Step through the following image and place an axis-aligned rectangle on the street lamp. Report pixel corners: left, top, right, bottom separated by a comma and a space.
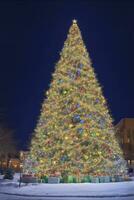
19, 163, 23, 187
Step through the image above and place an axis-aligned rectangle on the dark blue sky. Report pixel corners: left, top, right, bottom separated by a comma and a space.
0, 0, 134, 149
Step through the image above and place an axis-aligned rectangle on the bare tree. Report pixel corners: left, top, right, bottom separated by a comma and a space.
0, 124, 16, 168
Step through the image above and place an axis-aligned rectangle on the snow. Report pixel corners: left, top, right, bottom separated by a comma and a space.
0, 173, 21, 187
0, 195, 134, 200
0, 181, 134, 197
0, 173, 134, 198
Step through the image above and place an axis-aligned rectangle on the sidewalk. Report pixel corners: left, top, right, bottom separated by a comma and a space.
0, 181, 134, 198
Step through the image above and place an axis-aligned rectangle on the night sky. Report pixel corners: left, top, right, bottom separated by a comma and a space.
0, 0, 134, 149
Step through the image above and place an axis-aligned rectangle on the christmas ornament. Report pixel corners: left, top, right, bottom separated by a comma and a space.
58, 79, 63, 84
91, 132, 96, 137
87, 113, 92, 119
72, 115, 81, 123
61, 155, 69, 162
80, 119, 85, 124
77, 128, 83, 134
94, 98, 99, 104
59, 88, 68, 95
94, 159, 98, 163
53, 161, 56, 165
67, 70, 76, 80
76, 103, 80, 108
78, 163, 84, 169
63, 90, 68, 95
40, 160, 44, 164
46, 91, 49, 95
69, 124, 74, 128
78, 63, 83, 69
76, 69, 81, 77
84, 155, 89, 160
99, 118, 105, 128
65, 136, 69, 140
84, 133, 88, 137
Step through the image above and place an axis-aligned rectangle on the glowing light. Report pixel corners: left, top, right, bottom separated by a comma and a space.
23, 20, 126, 178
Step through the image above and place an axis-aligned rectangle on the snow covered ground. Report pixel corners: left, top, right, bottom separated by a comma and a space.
0, 195, 134, 200
0, 194, 134, 200
0, 180, 134, 197
0, 174, 134, 199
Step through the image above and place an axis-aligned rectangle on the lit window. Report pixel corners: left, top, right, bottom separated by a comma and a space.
128, 160, 131, 165
131, 160, 134, 165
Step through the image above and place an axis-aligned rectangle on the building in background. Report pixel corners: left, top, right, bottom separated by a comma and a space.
0, 152, 20, 172
115, 118, 134, 168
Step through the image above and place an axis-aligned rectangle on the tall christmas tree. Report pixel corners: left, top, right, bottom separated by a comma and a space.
24, 20, 126, 178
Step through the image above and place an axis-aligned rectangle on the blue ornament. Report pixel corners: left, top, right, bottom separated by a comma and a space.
94, 98, 99, 104
48, 152, 55, 158
114, 155, 120, 162
70, 73, 76, 79
88, 114, 92, 119
76, 69, 81, 76
78, 163, 84, 169
67, 70, 76, 80
72, 115, 81, 123
77, 128, 83, 134
61, 155, 68, 162
99, 118, 105, 128
80, 119, 85, 124
79, 63, 84, 69
76, 103, 80, 108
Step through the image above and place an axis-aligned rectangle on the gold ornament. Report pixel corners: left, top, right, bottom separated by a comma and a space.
84, 133, 88, 137
65, 136, 68, 140
84, 155, 88, 160
40, 160, 44, 164
69, 124, 73, 128
53, 161, 56, 165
